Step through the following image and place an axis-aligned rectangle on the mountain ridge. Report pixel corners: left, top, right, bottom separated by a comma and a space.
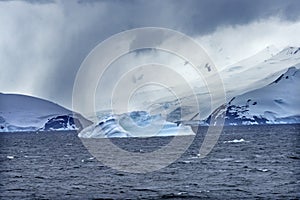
0, 93, 92, 132
205, 66, 300, 126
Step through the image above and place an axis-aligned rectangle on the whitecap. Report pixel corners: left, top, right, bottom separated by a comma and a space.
214, 158, 234, 161
258, 168, 269, 172
223, 138, 248, 143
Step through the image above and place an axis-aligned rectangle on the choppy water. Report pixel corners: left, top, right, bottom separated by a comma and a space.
0, 125, 299, 199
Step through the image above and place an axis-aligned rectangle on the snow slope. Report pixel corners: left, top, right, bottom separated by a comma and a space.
149, 46, 300, 122
221, 45, 279, 73
206, 66, 300, 125
0, 93, 91, 132
212, 46, 300, 106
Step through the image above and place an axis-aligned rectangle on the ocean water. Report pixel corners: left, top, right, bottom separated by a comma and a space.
0, 125, 299, 199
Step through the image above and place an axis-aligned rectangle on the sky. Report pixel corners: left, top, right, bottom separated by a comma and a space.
1, 0, 300, 109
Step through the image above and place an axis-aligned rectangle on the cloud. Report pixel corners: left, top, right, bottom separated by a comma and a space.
0, 1, 64, 95
0, 0, 300, 109
76, 0, 300, 35
173, 0, 300, 35
0, 0, 55, 4
197, 18, 300, 67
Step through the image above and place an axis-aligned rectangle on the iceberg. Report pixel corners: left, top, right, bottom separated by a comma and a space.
78, 111, 195, 138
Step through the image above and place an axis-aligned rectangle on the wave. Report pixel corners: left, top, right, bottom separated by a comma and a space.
223, 139, 248, 143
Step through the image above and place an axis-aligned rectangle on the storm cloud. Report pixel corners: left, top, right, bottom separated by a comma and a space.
1, 0, 300, 108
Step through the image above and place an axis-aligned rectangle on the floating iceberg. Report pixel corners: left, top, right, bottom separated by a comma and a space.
78, 111, 195, 138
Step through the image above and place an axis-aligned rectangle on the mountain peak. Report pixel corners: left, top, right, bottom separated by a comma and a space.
285, 66, 298, 74
279, 47, 300, 55
270, 66, 299, 85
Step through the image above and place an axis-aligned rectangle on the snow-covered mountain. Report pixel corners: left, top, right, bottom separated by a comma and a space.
1, 47, 299, 135
153, 46, 300, 123
0, 93, 91, 132
79, 47, 300, 138
216, 46, 300, 106
206, 66, 300, 125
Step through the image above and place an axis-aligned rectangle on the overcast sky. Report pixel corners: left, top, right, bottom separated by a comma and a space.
1, 0, 300, 109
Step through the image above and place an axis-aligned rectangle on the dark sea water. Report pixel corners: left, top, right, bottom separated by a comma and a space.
0, 125, 299, 199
